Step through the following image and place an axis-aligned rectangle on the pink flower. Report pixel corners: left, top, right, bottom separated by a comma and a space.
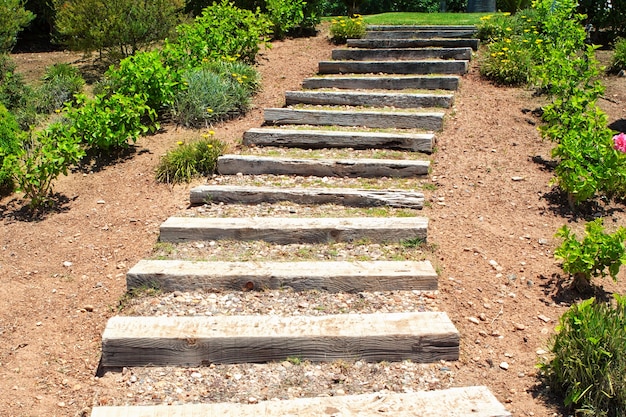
614, 133, 626, 153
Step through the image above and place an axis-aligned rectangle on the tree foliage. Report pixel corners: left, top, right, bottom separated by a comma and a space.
0, 0, 35, 53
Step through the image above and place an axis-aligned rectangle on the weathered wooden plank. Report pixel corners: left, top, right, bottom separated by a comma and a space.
217, 154, 430, 178
91, 386, 511, 417
127, 260, 437, 292
347, 38, 480, 50
367, 25, 477, 31
301, 75, 459, 91
190, 185, 426, 208
364, 29, 476, 39
159, 216, 429, 244
285, 90, 454, 108
101, 312, 459, 367
332, 47, 472, 61
243, 127, 434, 152
264, 108, 444, 130
318, 60, 468, 75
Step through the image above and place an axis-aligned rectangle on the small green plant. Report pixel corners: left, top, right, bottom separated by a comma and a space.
0, 104, 23, 193
539, 296, 626, 416
0, 54, 36, 128
2, 122, 85, 208
155, 132, 226, 184
266, 0, 320, 39
608, 38, 626, 74
329, 15, 366, 44
554, 219, 626, 290
479, 39, 533, 85
286, 356, 303, 365
400, 236, 426, 248
36, 63, 85, 114
0, 0, 34, 53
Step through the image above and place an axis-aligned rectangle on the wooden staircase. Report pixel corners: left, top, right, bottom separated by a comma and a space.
91, 25, 512, 416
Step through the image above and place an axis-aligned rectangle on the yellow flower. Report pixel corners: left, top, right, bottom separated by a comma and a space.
533, 31, 539, 34
501, 59, 510, 63
480, 14, 492, 21
505, 27, 512, 31
535, 39, 543, 43
505, 38, 511, 43
207, 144, 213, 148
207, 108, 214, 113
502, 47, 509, 51
54, 109, 61, 113
177, 141, 184, 145
242, 75, 247, 79
503, 12, 511, 16
523, 39, 529, 43
209, 130, 215, 136
491, 53, 497, 57
524, 29, 530, 33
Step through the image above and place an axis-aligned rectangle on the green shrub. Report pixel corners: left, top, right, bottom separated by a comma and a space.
266, 0, 321, 38
65, 93, 159, 152
608, 38, 626, 74
164, 0, 273, 67
36, 63, 85, 114
99, 50, 183, 112
0, 54, 36, 128
171, 67, 252, 128
155, 133, 226, 184
201, 60, 261, 94
554, 218, 626, 289
53, 0, 184, 61
0, 0, 34, 53
539, 296, 626, 416
329, 15, 366, 44
2, 122, 85, 208
0, 104, 23, 193
479, 38, 532, 85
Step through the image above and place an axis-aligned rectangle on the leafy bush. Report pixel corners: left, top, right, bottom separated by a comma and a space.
2, 122, 85, 208
329, 15, 366, 44
0, 54, 36, 128
201, 60, 261, 94
164, 0, 273, 67
554, 219, 626, 289
53, 0, 184, 61
608, 38, 626, 74
155, 133, 226, 183
171, 67, 252, 127
0, 104, 23, 193
65, 93, 159, 152
36, 63, 85, 114
0, 0, 35, 53
540, 296, 626, 416
479, 38, 532, 85
99, 50, 183, 112
266, 0, 321, 38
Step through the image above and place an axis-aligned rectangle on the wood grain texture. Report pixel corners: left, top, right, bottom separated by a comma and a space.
284, 90, 454, 108
301, 75, 459, 91
347, 38, 480, 50
159, 216, 429, 244
319, 60, 468, 75
101, 312, 459, 367
91, 386, 511, 417
216, 155, 430, 178
263, 108, 444, 130
243, 127, 434, 152
364, 29, 476, 39
332, 47, 472, 61
126, 259, 438, 292
190, 184, 425, 208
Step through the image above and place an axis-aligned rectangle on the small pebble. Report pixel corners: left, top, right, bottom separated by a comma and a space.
499, 362, 509, 370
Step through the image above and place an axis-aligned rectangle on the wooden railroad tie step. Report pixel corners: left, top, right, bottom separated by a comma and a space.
159, 216, 429, 244
347, 38, 480, 50
243, 127, 435, 152
100, 312, 459, 368
284, 90, 454, 108
364, 29, 476, 39
216, 154, 430, 178
126, 259, 438, 292
263, 108, 444, 130
190, 184, 425, 208
318, 60, 468, 75
301, 75, 459, 91
90, 386, 511, 417
332, 47, 473, 61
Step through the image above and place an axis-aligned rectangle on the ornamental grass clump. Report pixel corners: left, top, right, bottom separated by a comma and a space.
539, 296, 626, 417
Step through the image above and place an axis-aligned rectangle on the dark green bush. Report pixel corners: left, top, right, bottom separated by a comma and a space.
0, 0, 34, 53
53, 0, 184, 61
36, 63, 85, 114
155, 134, 226, 184
0, 104, 23, 193
266, 0, 321, 38
608, 38, 626, 74
540, 296, 626, 417
0, 54, 37, 128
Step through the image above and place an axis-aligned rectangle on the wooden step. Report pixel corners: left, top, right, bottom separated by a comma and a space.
332, 47, 472, 61
318, 60, 468, 75
159, 216, 429, 244
264, 108, 444, 130
301, 75, 459, 91
364, 29, 476, 39
127, 259, 437, 292
217, 155, 429, 178
285, 90, 453, 108
348, 38, 480, 50
243, 127, 434, 152
190, 185, 426, 208
100, 311, 459, 367
367, 24, 477, 31
90, 386, 511, 417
